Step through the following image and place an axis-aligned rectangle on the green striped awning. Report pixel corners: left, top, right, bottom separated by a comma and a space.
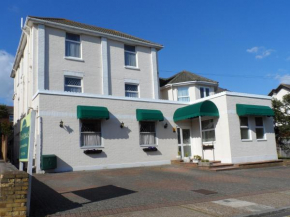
77, 106, 109, 119
236, 104, 274, 116
136, 109, 164, 121
173, 101, 219, 122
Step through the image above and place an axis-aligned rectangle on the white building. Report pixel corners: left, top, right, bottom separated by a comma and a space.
11, 16, 277, 173
268, 83, 290, 101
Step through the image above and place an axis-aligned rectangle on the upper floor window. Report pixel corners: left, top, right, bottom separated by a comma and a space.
125, 84, 139, 98
255, 117, 265, 140
140, 121, 156, 146
124, 45, 136, 67
65, 33, 81, 58
177, 87, 190, 102
64, 77, 82, 93
200, 87, 210, 98
240, 117, 251, 140
202, 119, 215, 143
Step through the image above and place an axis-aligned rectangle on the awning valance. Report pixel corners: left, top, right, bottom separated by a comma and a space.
236, 104, 274, 116
77, 105, 110, 119
136, 109, 164, 121
173, 100, 219, 122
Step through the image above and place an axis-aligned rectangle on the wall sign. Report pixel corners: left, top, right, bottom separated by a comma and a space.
19, 113, 31, 162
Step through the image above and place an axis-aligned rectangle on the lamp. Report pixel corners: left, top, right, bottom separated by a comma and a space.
173, 127, 176, 133
164, 122, 168, 129
120, 122, 124, 128
59, 120, 64, 128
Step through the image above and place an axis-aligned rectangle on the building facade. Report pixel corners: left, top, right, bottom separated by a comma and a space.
11, 16, 278, 173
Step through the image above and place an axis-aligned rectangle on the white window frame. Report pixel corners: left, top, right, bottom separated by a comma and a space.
177, 127, 192, 146
65, 33, 82, 59
255, 117, 267, 141
201, 119, 216, 144
240, 116, 252, 141
200, 87, 210, 98
64, 76, 83, 93
124, 45, 137, 68
79, 120, 104, 149
139, 121, 157, 147
125, 83, 139, 98
177, 87, 190, 102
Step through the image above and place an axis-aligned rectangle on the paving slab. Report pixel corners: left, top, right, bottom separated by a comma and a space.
238, 192, 290, 208
182, 201, 252, 217
104, 206, 211, 217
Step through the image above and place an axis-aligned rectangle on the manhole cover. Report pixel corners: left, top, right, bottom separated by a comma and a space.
192, 189, 217, 195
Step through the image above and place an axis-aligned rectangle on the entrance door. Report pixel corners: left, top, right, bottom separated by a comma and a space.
177, 128, 191, 158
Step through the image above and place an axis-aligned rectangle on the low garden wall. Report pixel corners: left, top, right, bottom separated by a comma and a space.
0, 162, 28, 216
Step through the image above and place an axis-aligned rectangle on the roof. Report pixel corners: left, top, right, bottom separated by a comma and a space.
216, 87, 229, 93
160, 70, 218, 87
28, 16, 163, 48
268, 83, 290, 96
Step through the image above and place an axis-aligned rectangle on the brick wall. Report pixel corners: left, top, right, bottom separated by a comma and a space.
0, 168, 28, 216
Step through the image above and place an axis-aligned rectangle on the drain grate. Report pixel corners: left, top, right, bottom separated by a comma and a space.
192, 189, 217, 195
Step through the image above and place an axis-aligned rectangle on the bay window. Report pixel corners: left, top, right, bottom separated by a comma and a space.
200, 87, 210, 98
177, 87, 190, 102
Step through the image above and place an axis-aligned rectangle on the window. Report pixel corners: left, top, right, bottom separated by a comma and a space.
201, 119, 215, 142
240, 117, 251, 140
124, 45, 136, 67
65, 33, 81, 58
140, 121, 156, 146
200, 87, 210, 98
177, 87, 190, 102
64, 77, 82, 93
255, 117, 265, 140
125, 84, 139, 98
9, 115, 13, 123
80, 120, 102, 147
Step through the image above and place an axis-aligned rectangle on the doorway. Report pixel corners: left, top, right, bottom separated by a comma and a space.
177, 128, 191, 158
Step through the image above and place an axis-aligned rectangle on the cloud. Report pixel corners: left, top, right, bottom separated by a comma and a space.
275, 74, 290, 84
246, 46, 274, 59
0, 50, 14, 105
8, 5, 20, 13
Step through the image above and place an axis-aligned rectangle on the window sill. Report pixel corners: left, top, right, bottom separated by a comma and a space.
124, 66, 140, 71
80, 146, 104, 149
140, 145, 157, 147
241, 139, 253, 142
64, 57, 84, 62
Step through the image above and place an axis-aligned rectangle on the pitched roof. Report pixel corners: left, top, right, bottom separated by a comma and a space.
28, 16, 163, 48
216, 87, 229, 93
160, 70, 218, 87
268, 83, 290, 96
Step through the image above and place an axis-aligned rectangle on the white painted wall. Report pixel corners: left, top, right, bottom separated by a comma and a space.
272, 88, 290, 101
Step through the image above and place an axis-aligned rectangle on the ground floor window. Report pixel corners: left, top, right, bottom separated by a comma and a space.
240, 117, 251, 140
255, 117, 265, 140
201, 119, 215, 142
80, 120, 102, 147
177, 128, 191, 157
140, 121, 156, 145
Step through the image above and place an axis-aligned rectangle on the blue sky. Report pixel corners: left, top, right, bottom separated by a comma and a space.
1, 0, 290, 105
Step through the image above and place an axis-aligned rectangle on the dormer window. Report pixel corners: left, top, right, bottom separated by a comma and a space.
200, 87, 210, 98
65, 33, 81, 58
177, 87, 190, 102
124, 45, 136, 67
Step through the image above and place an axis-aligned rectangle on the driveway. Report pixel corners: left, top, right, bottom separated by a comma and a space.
30, 165, 290, 216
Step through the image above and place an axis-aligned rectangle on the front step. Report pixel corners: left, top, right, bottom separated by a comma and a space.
211, 163, 234, 168
210, 166, 239, 171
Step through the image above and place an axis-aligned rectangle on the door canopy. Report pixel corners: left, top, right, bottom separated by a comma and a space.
173, 100, 219, 122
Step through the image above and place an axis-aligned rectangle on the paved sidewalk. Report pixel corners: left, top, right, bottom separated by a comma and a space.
30, 165, 290, 216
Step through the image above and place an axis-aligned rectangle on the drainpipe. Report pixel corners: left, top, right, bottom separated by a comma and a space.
180, 128, 184, 159
36, 116, 43, 174
171, 84, 174, 101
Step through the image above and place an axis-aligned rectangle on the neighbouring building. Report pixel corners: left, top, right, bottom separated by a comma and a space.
268, 83, 290, 100
11, 16, 278, 173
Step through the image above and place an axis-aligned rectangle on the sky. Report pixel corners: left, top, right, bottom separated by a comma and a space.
1, 0, 290, 105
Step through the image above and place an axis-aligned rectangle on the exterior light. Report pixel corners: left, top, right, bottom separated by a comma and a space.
173, 127, 176, 133
60, 120, 64, 128
164, 122, 168, 129
120, 122, 124, 128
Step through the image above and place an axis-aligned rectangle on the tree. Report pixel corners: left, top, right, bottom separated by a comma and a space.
272, 94, 290, 153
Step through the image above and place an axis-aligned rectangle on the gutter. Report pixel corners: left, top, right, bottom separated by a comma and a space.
160, 80, 219, 90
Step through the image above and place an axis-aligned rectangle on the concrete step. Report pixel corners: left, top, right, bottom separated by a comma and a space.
210, 160, 221, 164
211, 163, 234, 168
210, 166, 239, 171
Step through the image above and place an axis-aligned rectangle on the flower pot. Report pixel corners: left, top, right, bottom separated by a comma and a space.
198, 161, 212, 167
192, 159, 199, 164
176, 156, 181, 160
183, 157, 190, 163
